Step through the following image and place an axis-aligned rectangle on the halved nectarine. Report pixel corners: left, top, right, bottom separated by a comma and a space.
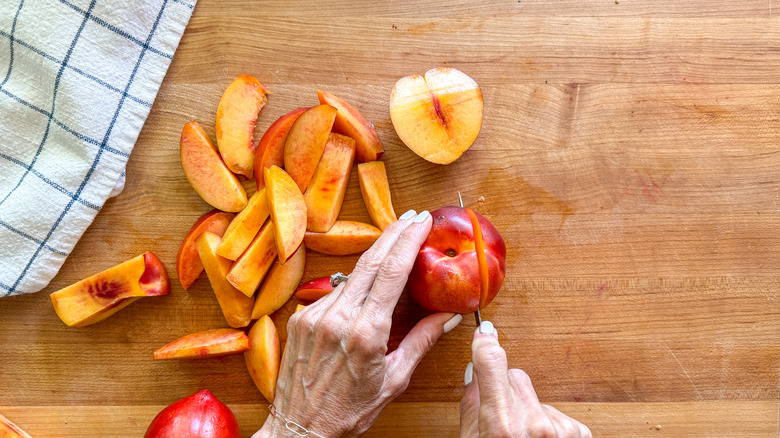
283, 104, 337, 192
177, 210, 234, 290
304, 133, 356, 232
317, 90, 383, 162
215, 75, 269, 178
153, 328, 250, 360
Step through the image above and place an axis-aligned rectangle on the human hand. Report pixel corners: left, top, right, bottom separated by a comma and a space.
254, 210, 463, 438
460, 322, 591, 438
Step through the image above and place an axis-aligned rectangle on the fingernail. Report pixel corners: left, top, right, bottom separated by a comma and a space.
464, 362, 473, 385
443, 314, 462, 333
399, 210, 416, 221
413, 210, 431, 223
479, 320, 494, 335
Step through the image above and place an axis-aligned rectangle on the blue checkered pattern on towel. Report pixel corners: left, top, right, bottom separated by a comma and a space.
0, 0, 196, 296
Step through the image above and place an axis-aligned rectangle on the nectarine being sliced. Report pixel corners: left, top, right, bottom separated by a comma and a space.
317, 90, 383, 162
215, 75, 269, 178
283, 104, 338, 192
196, 232, 254, 328
295, 277, 335, 301
226, 219, 277, 297
357, 161, 397, 230
50, 252, 170, 327
153, 328, 250, 360
304, 220, 381, 256
390, 67, 483, 164
304, 133, 356, 232
265, 166, 307, 262
0, 413, 32, 438
217, 188, 271, 261
251, 244, 306, 319
466, 207, 490, 309
180, 121, 248, 212
177, 210, 234, 290
256, 107, 308, 190
245, 315, 280, 402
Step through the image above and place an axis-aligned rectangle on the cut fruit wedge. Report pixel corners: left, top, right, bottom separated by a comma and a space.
153, 328, 250, 360
245, 315, 280, 402
226, 219, 277, 297
0, 413, 32, 438
265, 166, 307, 261
357, 161, 397, 230
251, 244, 306, 319
304, 133, 356, 232
466, 207, 490, 309
215, 75, 269, 178
317, 90, 383, 162
217, 188, 270, 261
177, 210, 234, 290
283, 104, 338, 192
294, 277, 335, 301
304, 220, 381, 255
256, 107, 309, 190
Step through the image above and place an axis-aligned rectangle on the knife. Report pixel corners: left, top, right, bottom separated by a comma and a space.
459, 192, 483, 327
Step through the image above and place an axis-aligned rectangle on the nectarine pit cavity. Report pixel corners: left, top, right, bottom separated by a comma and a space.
432, 94, 447, 128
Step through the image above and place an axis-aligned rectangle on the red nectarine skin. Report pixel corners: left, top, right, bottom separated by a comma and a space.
255, 107, 308, 190
408, 206, 505, 314
140, 252, 171, 296
177, 210, 234, 290
295, 277, 335, 301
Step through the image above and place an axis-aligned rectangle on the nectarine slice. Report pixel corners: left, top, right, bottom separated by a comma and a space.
180, 121, 248, 212
304, 133, 356, 232
245, 315, 280, 402
466, 207, 490, 309
177, 210, 234, 290
294, 277, 335, 301
256, 107, 308, 190
283, 104, 338, 192
389, 67, 483, 164
317, 90, 383, 162
251, 245, 306, 319
265, 166, 307, 262
50, 252, 170, 327
217, 189, 270, 260
196, 232, 254, 328
153, 328, 250, 360
0, 413, 32, 438
357, 161, 397, 230
303, 220, 381, 256
226, 219, 277, 297
215, 75, 269, 178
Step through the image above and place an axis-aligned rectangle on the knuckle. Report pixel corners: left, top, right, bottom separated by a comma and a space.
355, 252, 382, 274
314, 314, 345, 342
374, 255, 409, 284
508, 368, 532, 387
580, 424, 593, 438
290, 312, 315, 333
347, 324, 385, 355
526, 418, 557, 438
474, 343, 507, 368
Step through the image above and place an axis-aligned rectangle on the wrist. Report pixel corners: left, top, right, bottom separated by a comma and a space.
260, 405, 349, 438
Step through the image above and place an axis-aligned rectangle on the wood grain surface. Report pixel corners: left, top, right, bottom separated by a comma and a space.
2, 0, 779, 436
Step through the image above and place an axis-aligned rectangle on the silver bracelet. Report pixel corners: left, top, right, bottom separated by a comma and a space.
268, 404, 327, 438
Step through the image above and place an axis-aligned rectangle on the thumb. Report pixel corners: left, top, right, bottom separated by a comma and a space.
472, 321, 512, 410
385, 312, 463, 393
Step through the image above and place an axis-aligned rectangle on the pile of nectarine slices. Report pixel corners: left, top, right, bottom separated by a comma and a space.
171, 75, 398, 400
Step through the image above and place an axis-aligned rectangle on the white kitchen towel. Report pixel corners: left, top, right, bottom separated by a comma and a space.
0, 0, 196, 296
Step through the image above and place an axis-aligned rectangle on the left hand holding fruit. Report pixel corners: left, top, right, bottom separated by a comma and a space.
253, 210, 463, 438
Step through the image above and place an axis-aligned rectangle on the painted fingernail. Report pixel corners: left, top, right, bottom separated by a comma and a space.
399, 210, 417, 221
479, 320, 495, 335
443, 314, 463, 333
413, 210, 431, 223
464, 362, 473, 385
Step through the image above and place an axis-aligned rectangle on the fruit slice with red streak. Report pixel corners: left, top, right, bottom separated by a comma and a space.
245, 315, 280, 402
180, 121, 247, 212
177, 210, 234, 290
294, 277, 335, 301
303, 133, 356, 232
466, 207, 490, 309
283, 104, 338, 192
317, 90, 383, 162
357, 161, 397, 230
0, 413, 32, 438
196, 232, 254, 328
256, 107, 308, 190
265, 165, 307, 261
153, 328, 250, 360
215, 75, 269, 178
50, 252, 171, 327
304, 220, 381, 256
226, 219, 277, 297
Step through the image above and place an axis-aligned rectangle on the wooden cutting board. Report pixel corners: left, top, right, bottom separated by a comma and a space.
2, 1, 779, 436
